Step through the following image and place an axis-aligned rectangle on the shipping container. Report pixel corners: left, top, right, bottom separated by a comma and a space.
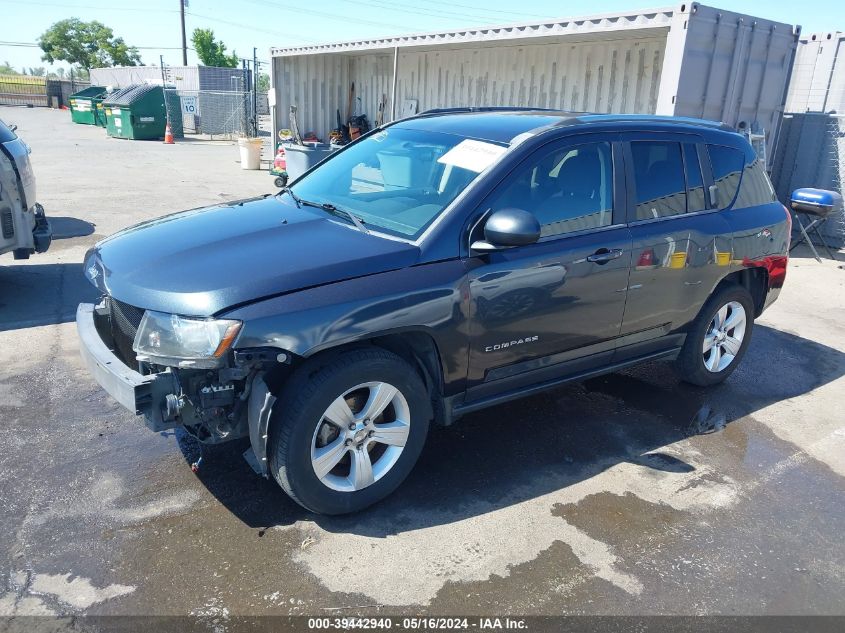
270, 2, 800, 159
772, 32, 845, 246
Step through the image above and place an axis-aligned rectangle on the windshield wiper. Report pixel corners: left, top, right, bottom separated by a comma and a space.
278, 187, 302, 208
299, 199, 368, 234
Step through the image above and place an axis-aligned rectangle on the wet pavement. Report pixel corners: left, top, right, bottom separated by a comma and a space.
1, 107, 844, 619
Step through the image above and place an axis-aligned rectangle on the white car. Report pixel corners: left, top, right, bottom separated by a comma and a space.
0, 118, 51, 259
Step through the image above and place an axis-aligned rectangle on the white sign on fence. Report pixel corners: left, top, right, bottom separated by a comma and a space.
180, 96, 198, 115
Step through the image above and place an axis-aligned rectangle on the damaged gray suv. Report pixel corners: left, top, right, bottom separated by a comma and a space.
77, 109, 791, 514
1, 118, 51, 259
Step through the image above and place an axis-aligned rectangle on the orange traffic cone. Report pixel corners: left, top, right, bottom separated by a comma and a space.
163, 122, 175, 144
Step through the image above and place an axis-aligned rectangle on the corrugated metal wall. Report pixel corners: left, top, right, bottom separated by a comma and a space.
395, 37, 665, 115
271, 4, 798, 154
274, 36, 666, 141
784, 32, 845, 113
274, 54, 349, 138
197, 66, 252, 92
667, 4, 799, 156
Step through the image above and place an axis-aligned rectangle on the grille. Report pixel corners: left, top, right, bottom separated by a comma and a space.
1, 208, 13, 239
108, 297, 145, 367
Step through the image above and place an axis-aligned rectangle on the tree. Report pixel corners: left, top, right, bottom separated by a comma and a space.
0, 61, 19, 75
257, 72, 270, 92
191, 28, 238, 68
38, 18, 141, 70
27, 67, 46, 77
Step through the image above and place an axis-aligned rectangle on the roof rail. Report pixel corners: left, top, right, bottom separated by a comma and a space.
569, 113, 732, 131
416, 106, 561, 117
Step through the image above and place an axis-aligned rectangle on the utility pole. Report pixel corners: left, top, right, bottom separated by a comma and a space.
179, 0, 188, 66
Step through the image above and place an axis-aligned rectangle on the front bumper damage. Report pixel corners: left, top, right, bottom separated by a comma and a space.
32, 203, 51, 253
77, 302, 278, 475
76, 302, 178, 429
9, 203, 51, 259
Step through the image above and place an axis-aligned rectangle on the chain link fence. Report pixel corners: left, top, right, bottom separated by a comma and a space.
771, 113, 845, 247
164, 89, 252, 139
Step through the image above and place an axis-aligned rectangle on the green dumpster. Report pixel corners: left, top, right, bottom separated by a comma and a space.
69, 86, 107, 125
103, 85, 167, 140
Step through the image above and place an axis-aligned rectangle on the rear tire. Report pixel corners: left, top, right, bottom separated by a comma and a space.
676, 284, 755, 387
268, 348, 430, 515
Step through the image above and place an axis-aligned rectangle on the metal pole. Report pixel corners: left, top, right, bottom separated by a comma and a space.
179, 0, 188, 66
242, 59, 248, 137
160, 55, 170, 124
390, 46, 399, 121
252, 47, 258, 137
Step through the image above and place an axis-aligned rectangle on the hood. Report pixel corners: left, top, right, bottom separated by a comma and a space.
84, 195, 420, 315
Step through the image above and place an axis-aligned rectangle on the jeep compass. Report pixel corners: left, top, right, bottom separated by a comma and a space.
77, 109, 790, 514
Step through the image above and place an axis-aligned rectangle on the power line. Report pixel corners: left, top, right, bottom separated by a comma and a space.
0, 40, 194, 51
414, 0, 555, 19
344, 0, 516, 25
346, 0, 552, 24
242, 0, 409, 31
3, 0, 177, 12
185, 11, 320, 43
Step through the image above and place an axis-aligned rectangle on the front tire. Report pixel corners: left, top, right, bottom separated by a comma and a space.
676, 284, 755, 387
268, 348, 430, 515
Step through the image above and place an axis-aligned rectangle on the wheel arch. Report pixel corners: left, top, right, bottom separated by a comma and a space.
713, 266, 769, 317
267, 328, 445, 421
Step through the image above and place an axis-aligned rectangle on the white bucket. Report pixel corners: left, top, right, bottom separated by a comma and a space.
237, 137, 263, 170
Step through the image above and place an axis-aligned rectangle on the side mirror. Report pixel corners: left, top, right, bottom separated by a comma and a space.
790, 188, 843, 218
471, 208, 541, 252
8, 124, 17, 133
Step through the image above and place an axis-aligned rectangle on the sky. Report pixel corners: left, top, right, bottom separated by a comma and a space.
0, 0, 843, 75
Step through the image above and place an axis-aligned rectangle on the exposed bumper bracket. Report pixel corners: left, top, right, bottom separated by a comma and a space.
76, 303, 178, 428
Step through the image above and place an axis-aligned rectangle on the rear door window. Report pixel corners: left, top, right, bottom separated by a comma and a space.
630, 141, 687, 220
706, 145, 744, 209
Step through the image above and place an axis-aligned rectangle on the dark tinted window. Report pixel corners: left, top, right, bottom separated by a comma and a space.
684, 143, 707, 212
487, 141, 613, 238
734, 157, 777, 209
630, 141, 687, 220
707, 145, 744, 209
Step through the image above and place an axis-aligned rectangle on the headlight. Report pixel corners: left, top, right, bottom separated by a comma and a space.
133, 310, 242, 367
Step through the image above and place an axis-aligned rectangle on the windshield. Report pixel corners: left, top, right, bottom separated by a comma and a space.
289, 127, 508, 239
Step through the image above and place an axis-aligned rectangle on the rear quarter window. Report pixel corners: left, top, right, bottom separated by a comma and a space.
733, 157, 777, 209
706, 144, 744, 209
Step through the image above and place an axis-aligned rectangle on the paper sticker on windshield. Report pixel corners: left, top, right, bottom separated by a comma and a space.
437, 139, 507, 173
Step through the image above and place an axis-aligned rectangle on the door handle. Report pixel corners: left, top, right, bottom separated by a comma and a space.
586, 248, 624, 264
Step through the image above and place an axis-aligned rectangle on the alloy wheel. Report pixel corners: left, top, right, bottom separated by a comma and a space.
310, 382, 411, 492
702, 300, 747, 373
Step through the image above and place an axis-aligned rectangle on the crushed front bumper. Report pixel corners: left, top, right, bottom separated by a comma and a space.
76, 302, 178, 429
32, 203, 51, 253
